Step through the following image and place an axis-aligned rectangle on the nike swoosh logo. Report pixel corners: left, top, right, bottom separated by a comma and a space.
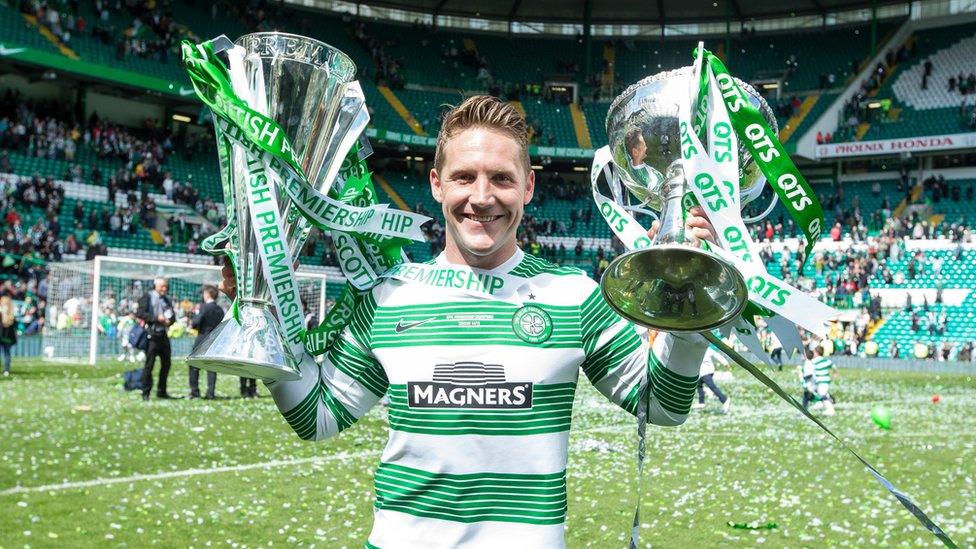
0, 45, 27, 56
179, 86, 196, 97
394, 317, 436, 333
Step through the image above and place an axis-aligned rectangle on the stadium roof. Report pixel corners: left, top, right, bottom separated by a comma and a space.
351, 0, 907, 24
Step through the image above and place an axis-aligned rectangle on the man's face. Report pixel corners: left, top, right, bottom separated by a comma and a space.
630, 133, 647, 165
156, 280, 168, 295
431, 127, 534, 268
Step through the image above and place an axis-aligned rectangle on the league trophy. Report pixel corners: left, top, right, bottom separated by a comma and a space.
599, 66, 777, 333
186, 32, 367, 381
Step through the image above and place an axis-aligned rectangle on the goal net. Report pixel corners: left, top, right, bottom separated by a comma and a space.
42, 256, 328, 364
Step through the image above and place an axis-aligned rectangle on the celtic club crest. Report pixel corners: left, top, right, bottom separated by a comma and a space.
511, 305, 553, 344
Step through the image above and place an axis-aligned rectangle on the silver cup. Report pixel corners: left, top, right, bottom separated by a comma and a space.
599, 66, 777, 333
187, 32, 365, 381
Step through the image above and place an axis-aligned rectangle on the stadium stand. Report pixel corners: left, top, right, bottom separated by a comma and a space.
837, 21, 976, 142
0, 4, 64, 54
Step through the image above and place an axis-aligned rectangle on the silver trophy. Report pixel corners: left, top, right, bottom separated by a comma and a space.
600, 66, 777, 333
187, 32, 368, 381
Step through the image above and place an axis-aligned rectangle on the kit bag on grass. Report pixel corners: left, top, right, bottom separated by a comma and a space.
123, 369, 142, 391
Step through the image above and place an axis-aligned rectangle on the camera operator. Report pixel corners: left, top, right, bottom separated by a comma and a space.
137, 277, 176, 400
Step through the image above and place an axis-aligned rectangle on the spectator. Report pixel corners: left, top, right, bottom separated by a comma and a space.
0, 296, 16, 375
188, 285, 224, 399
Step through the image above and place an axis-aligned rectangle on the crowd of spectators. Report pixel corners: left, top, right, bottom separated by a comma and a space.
352, 21, 405, 89
0, 88, 237, 346
0, 88, 222, 234
834, 42, 915, 140
18, 0, 197, 65
946, 71, 976, 95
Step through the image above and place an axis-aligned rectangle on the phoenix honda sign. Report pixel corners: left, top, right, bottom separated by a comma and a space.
815, 132, 976, 159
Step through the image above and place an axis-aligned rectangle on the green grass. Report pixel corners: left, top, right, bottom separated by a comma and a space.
0, 359, 973, 547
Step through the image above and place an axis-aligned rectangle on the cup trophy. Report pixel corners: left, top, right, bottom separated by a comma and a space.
186, 32, 366, 381
599, 66, 777, 333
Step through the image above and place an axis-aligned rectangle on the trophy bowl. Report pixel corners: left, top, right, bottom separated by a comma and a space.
605, 66, 778, 213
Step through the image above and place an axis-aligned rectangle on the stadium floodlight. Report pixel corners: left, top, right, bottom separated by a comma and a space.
41, 255, 327, 365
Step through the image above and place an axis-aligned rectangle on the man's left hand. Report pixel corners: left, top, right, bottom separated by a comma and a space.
645, 205, 718, 247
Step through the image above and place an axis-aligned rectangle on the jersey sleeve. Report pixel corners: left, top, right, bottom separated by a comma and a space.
579, 285, 706, 426
265, 291, 389, 441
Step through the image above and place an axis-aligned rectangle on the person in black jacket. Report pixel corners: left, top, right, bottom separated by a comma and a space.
188, 285, 225, 399
136, 277, 175, 400
0, 296, 17, 376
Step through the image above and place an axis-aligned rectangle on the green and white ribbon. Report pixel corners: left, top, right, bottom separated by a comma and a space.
200, 122, 245, 321
697, 49, 824, 258
304, 144, 411, 356
589, 145, 653, 251
244, 154, 307, 359
380, 262, 524, 303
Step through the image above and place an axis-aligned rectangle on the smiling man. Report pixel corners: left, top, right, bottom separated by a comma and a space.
257, 96, 716, 548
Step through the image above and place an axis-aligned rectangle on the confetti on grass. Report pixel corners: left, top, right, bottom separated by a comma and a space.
0, 360, 973, 547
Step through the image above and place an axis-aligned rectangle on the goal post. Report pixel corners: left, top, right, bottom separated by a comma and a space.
41, 256, 328, 365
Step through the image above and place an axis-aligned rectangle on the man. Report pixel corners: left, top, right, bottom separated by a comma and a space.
691, 345, 731, 413
188, 285, 224, 399
137, 277, 175, 401
624, 126, 655, 189
240, 376, 257, 399
226, 96, 717, 548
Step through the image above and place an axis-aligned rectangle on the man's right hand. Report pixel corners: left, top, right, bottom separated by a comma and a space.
219, 258, 236, 301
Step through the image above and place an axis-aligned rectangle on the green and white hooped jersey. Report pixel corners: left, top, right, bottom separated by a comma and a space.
813, 356, 834, 385
266, 249, 705, 549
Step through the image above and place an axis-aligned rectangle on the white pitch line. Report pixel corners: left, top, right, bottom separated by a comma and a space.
574, 423, 969, 439
0, 450, 376, 496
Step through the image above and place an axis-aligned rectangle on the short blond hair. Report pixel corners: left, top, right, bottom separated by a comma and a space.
434, 95, 530, 172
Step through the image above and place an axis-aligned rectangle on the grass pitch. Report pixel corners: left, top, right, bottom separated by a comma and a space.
0, 359, 973, 548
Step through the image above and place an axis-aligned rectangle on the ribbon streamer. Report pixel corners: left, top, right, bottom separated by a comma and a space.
705, 333, 957, 548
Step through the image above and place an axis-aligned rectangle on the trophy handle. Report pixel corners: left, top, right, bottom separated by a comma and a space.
742, 192, 780, 225
622, 205, 659, 224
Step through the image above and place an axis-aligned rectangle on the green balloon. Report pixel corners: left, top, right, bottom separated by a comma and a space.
871, 405, 892, 430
